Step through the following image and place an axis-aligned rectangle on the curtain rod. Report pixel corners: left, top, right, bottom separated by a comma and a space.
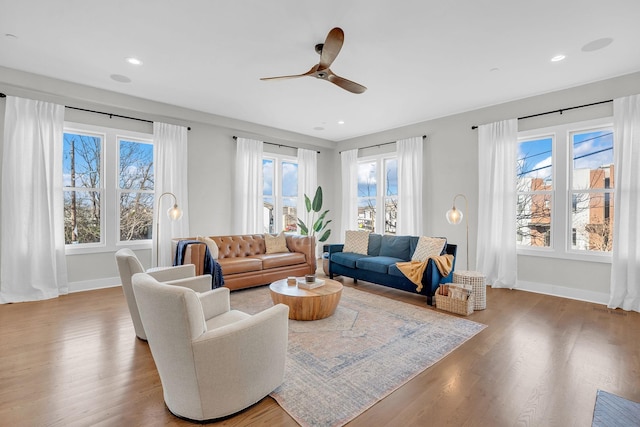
470, 99, 613, 130
0, 92, 191, 131
338, 135, 427, 154
232, 136, 320, 153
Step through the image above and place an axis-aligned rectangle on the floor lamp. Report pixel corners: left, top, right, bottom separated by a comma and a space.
156, 192, 183, 267
446, 193, 469, 271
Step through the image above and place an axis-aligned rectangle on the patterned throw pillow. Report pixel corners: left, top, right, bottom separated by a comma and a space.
265, 231, 290, 254
411, 236, 446, 262
343, 230, 371, 255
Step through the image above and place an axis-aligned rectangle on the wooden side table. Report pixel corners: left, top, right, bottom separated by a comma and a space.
453, 270, 486, 310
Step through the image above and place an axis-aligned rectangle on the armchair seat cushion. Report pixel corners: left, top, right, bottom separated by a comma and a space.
251, 252, 306, 269
356, 256, 402, 274
330, 252, 370, 269
217, 257, 263, 275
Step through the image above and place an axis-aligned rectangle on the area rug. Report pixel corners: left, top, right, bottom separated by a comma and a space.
230, 285, 486, 427
592, 389, 640, 427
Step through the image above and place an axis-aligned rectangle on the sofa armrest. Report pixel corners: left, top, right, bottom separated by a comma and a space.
326, 244, 344, 254
285, 234, 316, 273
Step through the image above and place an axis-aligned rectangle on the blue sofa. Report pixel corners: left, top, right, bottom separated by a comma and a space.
327, 234, 456, 304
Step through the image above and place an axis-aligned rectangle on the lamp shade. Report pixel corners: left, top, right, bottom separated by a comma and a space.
446, 207, 463, 225
167, 205, 183, 220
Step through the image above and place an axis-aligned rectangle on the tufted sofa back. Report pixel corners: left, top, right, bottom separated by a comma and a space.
213, 235, 266, 259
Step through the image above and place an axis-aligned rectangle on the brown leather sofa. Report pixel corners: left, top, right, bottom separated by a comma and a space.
173, 234, 316, 291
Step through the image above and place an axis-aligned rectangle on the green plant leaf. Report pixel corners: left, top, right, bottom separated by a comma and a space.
297, 219, 308, 235
304, 194, 312, 212
312, 186, 323, 212
318, 229, 331, 242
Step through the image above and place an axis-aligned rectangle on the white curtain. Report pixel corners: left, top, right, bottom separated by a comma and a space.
340, 149, 359, 238
153, 122, 190, 267
396, 136, 423, 235
233, 138, 263, 234
1, 96, 68, 303
609, 94, 640, 312
297, 148, 318, 233
476, 119, 518, 288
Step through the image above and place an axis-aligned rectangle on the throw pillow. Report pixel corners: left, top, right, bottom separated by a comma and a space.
411, 236, 447, 262
197, 236, 219, 259
343, 230, 370, 255
265, 232, 290, 254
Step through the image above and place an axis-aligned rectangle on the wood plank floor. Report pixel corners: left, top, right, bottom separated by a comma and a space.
1, 278, 639, 427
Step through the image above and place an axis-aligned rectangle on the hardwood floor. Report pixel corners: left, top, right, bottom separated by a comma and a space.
1, 279, 638, 427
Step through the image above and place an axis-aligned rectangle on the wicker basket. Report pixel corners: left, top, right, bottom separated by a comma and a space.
453, 270, 486, 310
434, 286, 474, 316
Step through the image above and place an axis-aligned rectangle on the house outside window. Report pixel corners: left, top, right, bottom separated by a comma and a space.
357, 154, 397, 234
263, 154, 298, 234
517, 117, 614, 261
63, 122, 153, 253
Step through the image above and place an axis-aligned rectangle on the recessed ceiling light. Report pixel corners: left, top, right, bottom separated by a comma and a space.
126, 57, 143, 66
110, 74, 132, 83
313, 126, 325, 131
489, 67, 500, 72
338, 120, 345, 125
551, 54, 566, 62
5, 33, 18, 39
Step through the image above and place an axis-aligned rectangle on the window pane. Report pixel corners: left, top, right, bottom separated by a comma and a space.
385, 158, 398, 196
119, 140, 154, 190
384, 196, 397, 234
264, 197, 274, 234
518, 137, 552, 190
571, 192, 613, 251
358, 198, 376, 232
516, 193, 551, 247
64, 190, 101, 244
120, 192, 153, 241
63, 132, 101, 188
572, 130, 614, 190
263, 159, 274, 196
358, 161, 377, 197
282, 197, 297, 232
282, 161, 298, 197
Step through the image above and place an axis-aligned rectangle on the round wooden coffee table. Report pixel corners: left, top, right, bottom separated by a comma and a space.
269, 278, 343, 321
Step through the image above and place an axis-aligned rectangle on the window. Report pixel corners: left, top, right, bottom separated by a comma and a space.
63, 123, 153, 252
263, 154, 298, 234
517, 118, 614, 260
357, 154, 397, 234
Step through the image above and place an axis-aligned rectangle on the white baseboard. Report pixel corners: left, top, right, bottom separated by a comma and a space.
516, 280, 609, 305
69, 277, 121, 293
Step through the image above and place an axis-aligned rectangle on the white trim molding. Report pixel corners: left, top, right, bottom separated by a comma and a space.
69, 277, 121, 293
516, 280, 609, 305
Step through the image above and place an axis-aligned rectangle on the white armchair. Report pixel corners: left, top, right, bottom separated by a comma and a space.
115, 248, 211, 340
132, 272, 289, 421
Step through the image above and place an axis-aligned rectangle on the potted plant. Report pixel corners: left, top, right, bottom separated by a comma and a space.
297, 186, 331, 242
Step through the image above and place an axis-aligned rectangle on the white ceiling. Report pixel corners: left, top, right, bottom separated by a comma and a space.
1, 1, 640, 141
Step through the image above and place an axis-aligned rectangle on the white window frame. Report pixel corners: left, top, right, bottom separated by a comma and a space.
64, 122, 153, 254
357, 152, 398, 235
262, 152, 298, 234
517, 117, 613, 263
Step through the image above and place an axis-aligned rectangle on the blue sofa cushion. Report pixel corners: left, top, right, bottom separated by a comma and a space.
388, 263, 408, 278
379, 235, 412, 260
331, 252, 369, 269
356, 256, 402, 274
367, 233, 382, 256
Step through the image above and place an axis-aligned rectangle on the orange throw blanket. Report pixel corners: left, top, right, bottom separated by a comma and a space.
395, 254, 454, 292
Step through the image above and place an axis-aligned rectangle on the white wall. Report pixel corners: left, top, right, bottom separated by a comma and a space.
2, 65, 639, 302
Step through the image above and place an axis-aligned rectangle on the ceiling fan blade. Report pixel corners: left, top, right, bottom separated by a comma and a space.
260, 65, 317, 81
319, 27, 344, 69
327, 72, 367, 94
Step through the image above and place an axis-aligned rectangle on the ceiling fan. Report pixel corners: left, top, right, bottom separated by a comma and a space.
260, 27, 367, 94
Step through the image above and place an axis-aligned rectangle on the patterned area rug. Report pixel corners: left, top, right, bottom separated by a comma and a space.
230, 285, 486, 427
592, 390, 640, 427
